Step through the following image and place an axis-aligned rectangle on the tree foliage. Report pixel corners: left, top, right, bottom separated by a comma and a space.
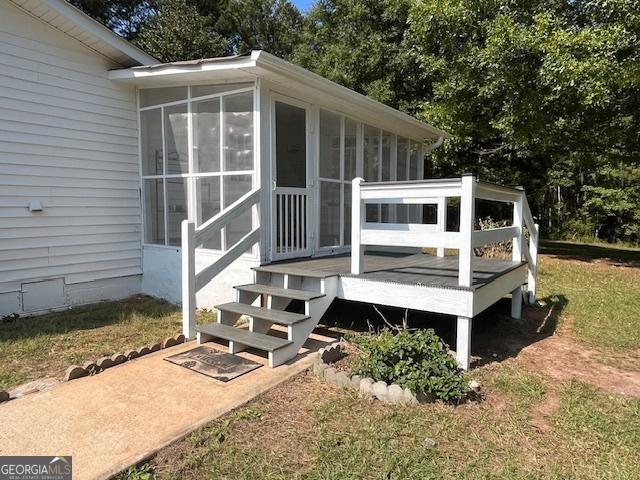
133, 0, 227, 62
68, 0, 640, 243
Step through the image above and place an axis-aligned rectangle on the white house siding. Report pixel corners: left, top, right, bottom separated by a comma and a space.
0, 1, 142, 315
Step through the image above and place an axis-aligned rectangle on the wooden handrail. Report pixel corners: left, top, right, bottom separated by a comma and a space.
195, 189, 260, 245
351, 175, 538, 303
182, 188, 261, 339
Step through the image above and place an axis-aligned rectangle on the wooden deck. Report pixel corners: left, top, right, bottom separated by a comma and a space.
259, 252, 525, 291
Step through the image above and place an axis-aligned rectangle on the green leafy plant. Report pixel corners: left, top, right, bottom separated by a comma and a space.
349, 328, 469, 403
116, 463, 154, 480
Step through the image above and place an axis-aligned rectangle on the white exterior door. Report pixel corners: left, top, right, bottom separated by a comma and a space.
270, 95, 313, 261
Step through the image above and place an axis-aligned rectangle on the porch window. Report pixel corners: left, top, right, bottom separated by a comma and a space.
363, 129, 424, 224
140, 84, 254, 250
319, 110, 356, 248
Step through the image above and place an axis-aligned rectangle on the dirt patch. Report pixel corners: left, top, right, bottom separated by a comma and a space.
529, 389, 561, 433
515, 315, 640, 397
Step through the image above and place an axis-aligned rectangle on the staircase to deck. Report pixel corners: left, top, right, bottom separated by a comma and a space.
195, 267, 337, 367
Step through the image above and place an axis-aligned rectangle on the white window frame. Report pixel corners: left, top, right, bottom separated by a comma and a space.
138, 83, 257, 252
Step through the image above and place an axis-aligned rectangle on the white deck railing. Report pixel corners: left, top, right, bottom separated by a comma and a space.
351, 175, 538, 300
181, 189, 260, 338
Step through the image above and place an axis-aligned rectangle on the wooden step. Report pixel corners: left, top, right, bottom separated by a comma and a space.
235, 283, 325, 301
197, 322, 291, 352
216, 302, 310, 326
253, 264, 336, 278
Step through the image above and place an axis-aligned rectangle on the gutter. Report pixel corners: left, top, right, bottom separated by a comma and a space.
424, 136, 445, 152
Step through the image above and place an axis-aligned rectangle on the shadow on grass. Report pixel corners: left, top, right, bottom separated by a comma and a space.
0, 295, 179, 342
315, 293, 568, 368
540, 240, 640, 266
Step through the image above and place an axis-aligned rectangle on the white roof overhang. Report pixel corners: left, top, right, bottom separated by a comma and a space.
109, 50, 449, 141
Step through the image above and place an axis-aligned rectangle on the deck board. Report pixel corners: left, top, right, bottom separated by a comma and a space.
259, 252, 525, 291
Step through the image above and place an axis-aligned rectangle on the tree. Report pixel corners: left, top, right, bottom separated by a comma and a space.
134, 0, 227, 62
69, 0, 156, 39
293, 0, 422, 110
407, 0, 640, 241
214, 0, 304, 58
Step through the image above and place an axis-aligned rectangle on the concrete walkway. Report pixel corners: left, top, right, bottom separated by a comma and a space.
0, 332, 334, 480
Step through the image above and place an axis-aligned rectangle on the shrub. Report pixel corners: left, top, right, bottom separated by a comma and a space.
349, 328, 469, 403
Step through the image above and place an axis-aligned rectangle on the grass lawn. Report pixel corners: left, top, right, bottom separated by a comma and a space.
118, 241, 640, 480
0, 295, 186, 390
538, 241, 640, 350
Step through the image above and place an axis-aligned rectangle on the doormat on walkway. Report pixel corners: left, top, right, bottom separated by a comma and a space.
164, 346, 261, 382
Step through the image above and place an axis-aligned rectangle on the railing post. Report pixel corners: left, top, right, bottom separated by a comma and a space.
528, 223, 539, 304
436, 196, 447, 257
511, 188, 525, 315
182, 219, 196, 339
351, 177, 365, 274
513, 188, 524, 262
458, 174, 476, 287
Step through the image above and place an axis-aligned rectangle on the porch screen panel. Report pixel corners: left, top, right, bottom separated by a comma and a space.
343, 119, 356, 245
166, 178, 188, 246
139, 85, 255, 252
396, 136, 409, 223
224, 93, 254, 172
319, 110, 342, 247
380, 130, 393, 223
363, 124, 380, 222
319, 182, 341, 247
164, 104, 189, 174
408, 141, 421, 222
141, 109, 163, 176
223, 174, 253, 249
193, 98, 220, 173
143, 178, 165, 244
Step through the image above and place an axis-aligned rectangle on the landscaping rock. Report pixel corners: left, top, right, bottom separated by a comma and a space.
137, 346, 151, 356
324, 367, 337, 384
125, 350, 139, 360
334, 371, 350, 388
469, 380, 481, 393
403, 387, 418, 405
82, 361, 100, 374
372, 381, 389, 401
149, 342, 162, 352
162, 336, 180, 348
110, 353, 127, 366
64, 365, 88, 381
350, 374, 362, 390
359, 377, 374, 396
0, 391, 9, 403
96, 356, 115, 370
387, 384, 405, 404
313, 360, 326, 378
424, 437, 437, 449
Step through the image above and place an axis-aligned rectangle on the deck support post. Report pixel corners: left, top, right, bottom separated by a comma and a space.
458, 175, 476, 287
456, 316, 472, 370
351, 177, 365, 274
510, 286, 522, 319
436, 196, 447, 257
181, 220, 196, 339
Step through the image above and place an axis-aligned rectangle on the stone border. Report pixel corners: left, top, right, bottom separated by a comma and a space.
312, 341, 419, 405
0, 334, 186, 403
